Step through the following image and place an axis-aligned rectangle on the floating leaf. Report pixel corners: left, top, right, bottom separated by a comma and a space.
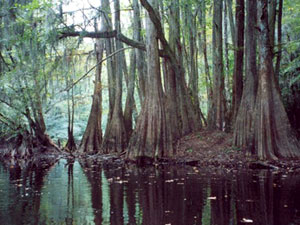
241, 218, 253, 223
207, 196, 217, 200
165, 179, 174, 183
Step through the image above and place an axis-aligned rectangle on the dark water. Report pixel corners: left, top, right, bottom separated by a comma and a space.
0, 159, 300, 225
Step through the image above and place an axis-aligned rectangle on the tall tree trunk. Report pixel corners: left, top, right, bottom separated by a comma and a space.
131, 0, 146, 106
209, 0, 226, 130
224, 0, 231, 103
275, 0, 283, 77
170, 1, 202, 135
254, 0, 300, 160
139, 0, 202, 136
127, 0, 173, 162
102, 0, 116, 122
78, 39, 104, 154
124, 1, 143, 137
164, 0, 181, 140
198, 0, 213, 127
268, 0, 276, 56
226, 0, 236, 45
185, 5, 201, 124
102, 0, 128, 153
66, 76, 76, 152
232, 0, 245, 122
124, 48, 136, 137
233, 0, 257, 154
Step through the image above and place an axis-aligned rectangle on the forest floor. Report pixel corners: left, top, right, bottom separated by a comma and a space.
171, 129, 300, 171
1, 130, 300, 171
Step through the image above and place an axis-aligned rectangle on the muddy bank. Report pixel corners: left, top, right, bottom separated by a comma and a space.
1, 130, 300, 171
170, 130, 300, 171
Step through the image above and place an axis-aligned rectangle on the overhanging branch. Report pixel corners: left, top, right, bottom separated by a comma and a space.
59, 29, 168, 57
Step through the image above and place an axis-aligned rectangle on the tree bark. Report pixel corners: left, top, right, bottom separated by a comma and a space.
254, 0, 300, 160
127, 0, 173, 162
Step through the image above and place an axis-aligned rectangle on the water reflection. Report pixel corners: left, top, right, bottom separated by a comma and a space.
0, 159, 300, 225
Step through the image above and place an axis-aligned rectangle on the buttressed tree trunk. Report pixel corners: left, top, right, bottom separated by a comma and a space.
254, 0, 300, 160
127, 0, 173, 162
78, 39, 104, 154
102, 0, 128, 153
141, 0, 202, 136
209, 0, 226, 130
233, 0, 257, 154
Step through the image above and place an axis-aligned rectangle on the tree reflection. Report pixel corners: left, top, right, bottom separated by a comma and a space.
104, 164, 125, 225
124, 165, 207, 225
0, 158, 57, 225
210, 176, 233, 225
3, 158, 299, 225
80, 159, 103, 225
234, 171, 300, 225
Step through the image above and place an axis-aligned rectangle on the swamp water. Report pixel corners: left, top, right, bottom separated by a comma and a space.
0, 159, 300, 225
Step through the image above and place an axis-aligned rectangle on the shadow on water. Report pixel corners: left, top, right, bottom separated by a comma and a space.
0, 158, 300, 225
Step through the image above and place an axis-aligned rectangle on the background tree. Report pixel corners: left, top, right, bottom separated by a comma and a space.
231, 0, 244, 122
209, 0, 227, 130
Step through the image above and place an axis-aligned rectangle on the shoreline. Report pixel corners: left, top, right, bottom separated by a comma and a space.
1, 130, 300, 172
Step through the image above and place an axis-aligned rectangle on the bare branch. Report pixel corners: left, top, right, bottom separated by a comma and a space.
59, 29, 168, 57
59, 30, 117, 39
64, 47, 133, 92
